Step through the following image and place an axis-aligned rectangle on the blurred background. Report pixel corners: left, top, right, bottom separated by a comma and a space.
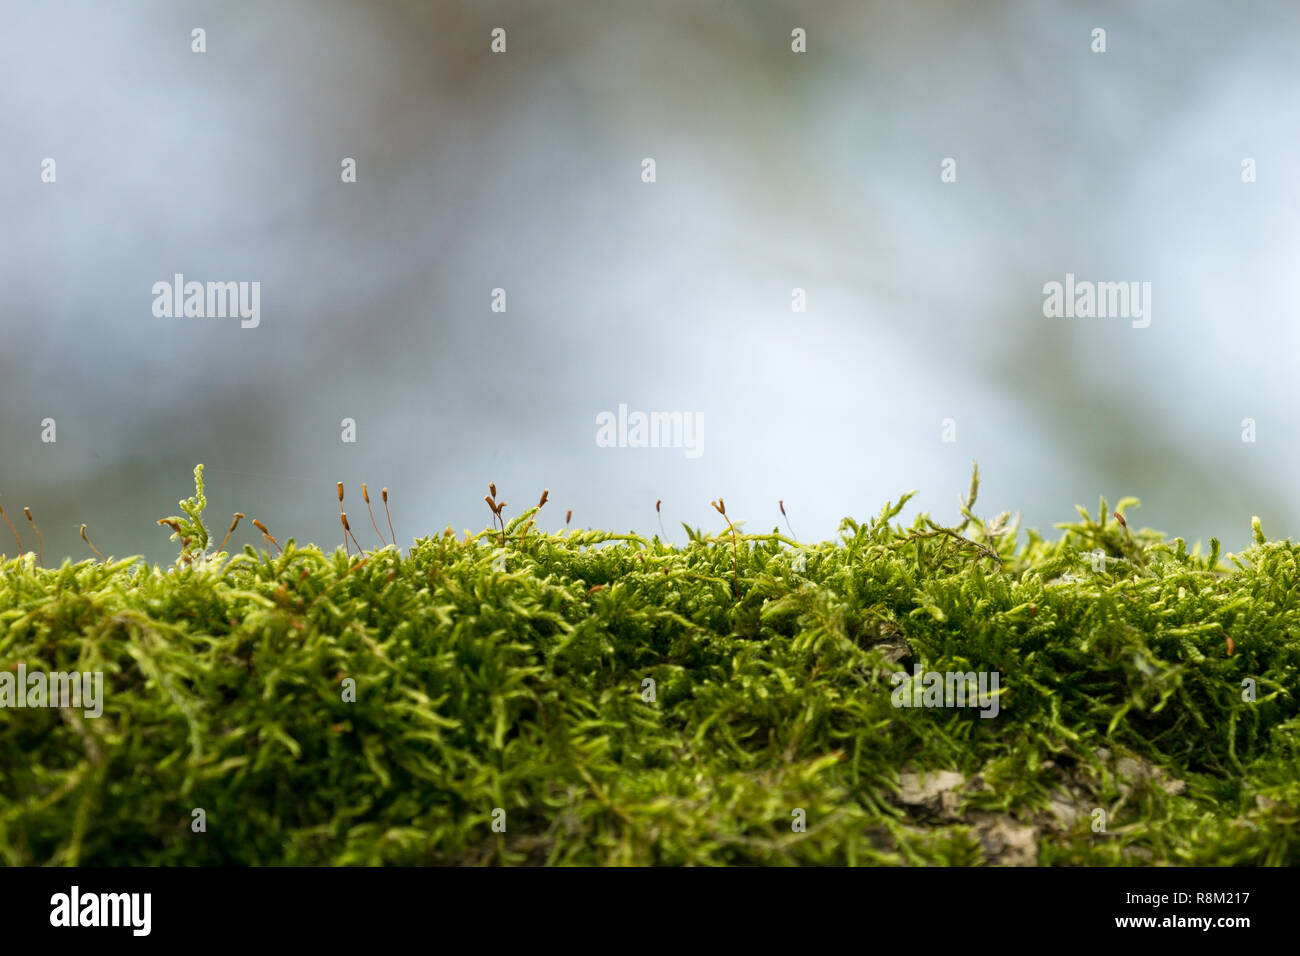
2, 0, 1297, 564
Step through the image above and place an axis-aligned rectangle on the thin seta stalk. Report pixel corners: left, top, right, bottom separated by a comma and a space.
23, 508, 43, 567
0, 502, 21, 557
711, 498, 740, 598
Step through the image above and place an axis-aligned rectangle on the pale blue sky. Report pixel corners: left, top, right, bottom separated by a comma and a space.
2, 0, 1297, 562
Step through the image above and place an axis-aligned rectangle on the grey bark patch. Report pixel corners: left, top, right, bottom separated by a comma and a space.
970, 813, 1039, 866
897, 770, 965, 813
1045, 787, 1085, 829
1111, 753, 1185, 797
873, 639, 911, 665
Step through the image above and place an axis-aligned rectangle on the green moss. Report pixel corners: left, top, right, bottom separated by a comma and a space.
0, 466, 1296, 865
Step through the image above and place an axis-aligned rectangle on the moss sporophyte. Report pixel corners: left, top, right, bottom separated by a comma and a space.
0, 463, 1296, 865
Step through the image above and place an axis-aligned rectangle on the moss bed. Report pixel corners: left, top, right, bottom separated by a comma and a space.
1, 466, 1297, 865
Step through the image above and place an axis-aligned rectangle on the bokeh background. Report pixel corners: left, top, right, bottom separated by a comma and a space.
2, 0, 1297, 564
